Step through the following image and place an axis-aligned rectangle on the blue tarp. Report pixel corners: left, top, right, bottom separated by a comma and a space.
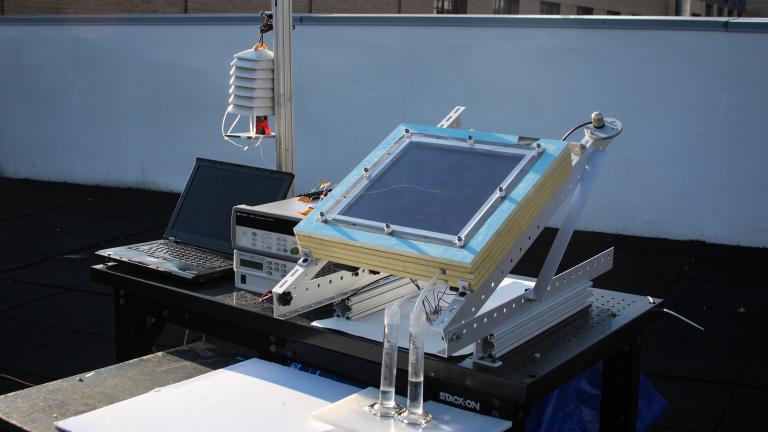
526, 362, 667, 432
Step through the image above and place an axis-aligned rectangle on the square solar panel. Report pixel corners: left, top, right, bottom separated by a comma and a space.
339, 141, 527, 237
294, 123, 572, 286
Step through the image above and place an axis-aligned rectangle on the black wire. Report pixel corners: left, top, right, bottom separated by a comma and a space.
561, 121, 592, 141
257, 11, 273, 46
410, 278, 421, 290
0, 373, 35, 387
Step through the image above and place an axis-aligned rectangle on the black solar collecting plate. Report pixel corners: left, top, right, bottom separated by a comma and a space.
340, 141, 526, 236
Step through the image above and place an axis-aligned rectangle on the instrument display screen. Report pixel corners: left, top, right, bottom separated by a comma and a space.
240, 258, 264, 271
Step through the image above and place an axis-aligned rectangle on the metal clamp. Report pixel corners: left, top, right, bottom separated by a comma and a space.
272, 259, 385, 319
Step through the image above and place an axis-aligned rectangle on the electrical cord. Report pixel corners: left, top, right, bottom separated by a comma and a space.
257, 11, 273, 46
650, 307, 706, 332
0, 373, 35, 388
221, 107, 266, 156
561, 121, 592, 141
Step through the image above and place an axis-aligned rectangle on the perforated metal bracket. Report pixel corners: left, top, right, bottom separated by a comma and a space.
446, 248, 614, 357
436, 106, 466, 129
433, 281, 470, 329
473, 282, 592, 367
271, 258, 385, 319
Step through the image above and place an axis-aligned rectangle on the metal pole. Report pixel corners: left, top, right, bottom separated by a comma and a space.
274, 0, 295, 193
677, 0, 691, 16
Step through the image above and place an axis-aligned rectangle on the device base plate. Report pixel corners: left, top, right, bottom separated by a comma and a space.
311, 387, 511, 432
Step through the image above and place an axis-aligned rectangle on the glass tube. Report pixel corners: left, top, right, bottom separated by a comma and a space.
398, 272, 444, 426
367, 290, 418, 417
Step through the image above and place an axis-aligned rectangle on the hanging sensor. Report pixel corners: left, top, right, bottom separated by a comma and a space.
221, 11, 277, 149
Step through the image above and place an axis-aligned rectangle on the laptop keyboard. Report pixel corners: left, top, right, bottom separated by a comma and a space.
130, 241, 231, 270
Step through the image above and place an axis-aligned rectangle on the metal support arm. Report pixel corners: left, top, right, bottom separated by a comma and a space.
527, 148, 607, 301
438, 116, 623, 356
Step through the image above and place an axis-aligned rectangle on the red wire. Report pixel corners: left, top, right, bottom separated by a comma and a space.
437, 287, 449, 305
422, 300, 433, 325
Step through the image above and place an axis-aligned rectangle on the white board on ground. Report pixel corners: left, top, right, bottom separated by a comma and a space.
55, 357, 359, 432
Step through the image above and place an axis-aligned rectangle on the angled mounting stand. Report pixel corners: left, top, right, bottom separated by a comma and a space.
471, 248, 614, 366
271, 108, 623, 369
433, 112, 623, 362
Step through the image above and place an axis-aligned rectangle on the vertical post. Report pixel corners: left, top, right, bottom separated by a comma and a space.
114, 289, 166, 361
599, 333, 642, 432
274, 0, 295, 193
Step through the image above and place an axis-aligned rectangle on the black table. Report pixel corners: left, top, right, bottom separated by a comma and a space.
93, 263, 660, 432
0, 343, 243, 432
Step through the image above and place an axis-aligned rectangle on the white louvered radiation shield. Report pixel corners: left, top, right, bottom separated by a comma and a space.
221, 44, 275, 149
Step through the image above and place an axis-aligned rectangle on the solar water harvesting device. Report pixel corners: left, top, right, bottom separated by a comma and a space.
271, 108, 621, 428
274, 108, 622, 360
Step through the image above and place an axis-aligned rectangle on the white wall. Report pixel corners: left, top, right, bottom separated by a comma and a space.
1, 16, 767, 247
0, 21, 272, 191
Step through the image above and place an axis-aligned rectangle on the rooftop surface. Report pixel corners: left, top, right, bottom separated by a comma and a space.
0, 177, 766, 431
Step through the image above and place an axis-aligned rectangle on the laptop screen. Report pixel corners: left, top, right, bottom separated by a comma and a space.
165, 159, 294, 254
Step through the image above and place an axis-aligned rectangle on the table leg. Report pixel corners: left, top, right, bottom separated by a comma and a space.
510, 403, 528, 432
114, 289, 168, 362
599, 333, 641, 432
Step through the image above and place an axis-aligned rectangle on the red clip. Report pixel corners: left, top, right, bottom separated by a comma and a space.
256, 117, 272, 135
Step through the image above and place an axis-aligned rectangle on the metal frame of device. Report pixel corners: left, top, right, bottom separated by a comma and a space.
274, 107, 623, 362
333, 276, 418, 320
